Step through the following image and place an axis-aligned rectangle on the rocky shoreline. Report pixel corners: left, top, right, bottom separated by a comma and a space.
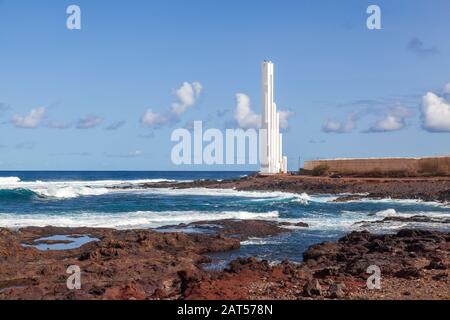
0, 220, 448, 300
135, 174, 450, 203
1, 173, 449, 300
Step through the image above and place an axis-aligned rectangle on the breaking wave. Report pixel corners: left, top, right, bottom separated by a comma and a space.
137, 188, 316, 204
0, 178, 317, 203
0, 178, 177, 199
0, 177, 22, 184
32, 186, 109, 199
344, 196, 448, 208
375, 208, 450, 219
0, 210, 280, 229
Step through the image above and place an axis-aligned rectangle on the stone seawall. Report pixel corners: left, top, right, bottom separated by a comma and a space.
304, 156, 450, 175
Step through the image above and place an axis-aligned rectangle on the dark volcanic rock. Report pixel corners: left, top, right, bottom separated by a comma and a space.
328, 282, 346, 299
303, 279, 323, 297
394, 267, 422, 279
303, 229, 449, 280
183, 228, 449, 300
226, 257, 271, 274
303, 241, 339, 262
161, 219, 297, 241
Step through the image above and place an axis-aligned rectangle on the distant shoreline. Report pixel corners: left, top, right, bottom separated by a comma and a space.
136, 174, 450, 203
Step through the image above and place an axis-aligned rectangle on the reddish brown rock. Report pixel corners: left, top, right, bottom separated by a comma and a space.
183, 229, 449, 300
0, 225, 241, 300
0, 225, 448, 300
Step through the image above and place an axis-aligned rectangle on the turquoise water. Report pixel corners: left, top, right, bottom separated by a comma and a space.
0, 171, 449, 262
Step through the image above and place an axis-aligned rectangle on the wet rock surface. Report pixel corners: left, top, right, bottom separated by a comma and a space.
158, 219, 300, 241
0, 224, 448, 300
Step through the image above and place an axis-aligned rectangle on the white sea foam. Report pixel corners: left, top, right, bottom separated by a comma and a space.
281, 209, 397, 232
0, 177, 21, 184
308, 194, 340, 203
32, 186, 110, 199
137, 187, 294, 198
375, 208, 398, 217
318, 208, 450, 233
0, 178, 177, 199
0, 177, 318, 204
0, 178, 310, 201
0, 210, 280, 229
375, 208, 450, 219
136, 188, 314, 204
248, 192, 311, 204
344, 196, 448, 208
241, 237, 281, 246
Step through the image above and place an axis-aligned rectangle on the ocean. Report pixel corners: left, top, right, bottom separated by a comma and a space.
0, 171, 449, 263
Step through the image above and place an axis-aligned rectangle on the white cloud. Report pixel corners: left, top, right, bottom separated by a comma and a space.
370, 115, 404, 132
322, 117, 355, 134
279, 110, 294, 129
140, 81, 202, 129
421, 92, 450, 132
141, 109, 169, 127
12, 107, 46, 128
367, 105, 413, 132
444, 83, 450, 94
233, 93, 292, 130
171, 81, 202, 116
77, 115, 102, 129
234, 93, 261, 129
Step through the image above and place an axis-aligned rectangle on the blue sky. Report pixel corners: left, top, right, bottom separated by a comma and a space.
0, 0, 449, 170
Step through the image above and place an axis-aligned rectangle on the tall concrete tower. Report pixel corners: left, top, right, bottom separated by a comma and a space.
260, 61, 288, 174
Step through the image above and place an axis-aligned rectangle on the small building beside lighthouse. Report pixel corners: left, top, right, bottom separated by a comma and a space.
260, 61, 288, 174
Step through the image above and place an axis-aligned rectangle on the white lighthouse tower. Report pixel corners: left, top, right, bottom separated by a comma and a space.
260, 61, 288, 174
